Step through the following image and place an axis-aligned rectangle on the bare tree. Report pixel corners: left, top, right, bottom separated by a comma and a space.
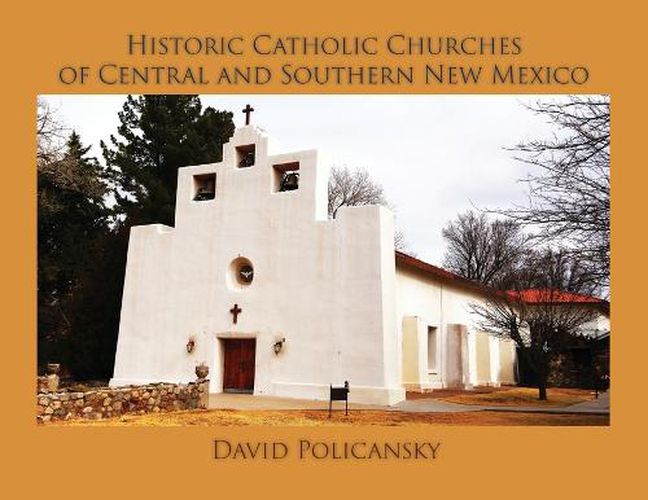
328, 166, 387, 218
442, 210, 529, 287
37, 102, 104, 216
471, 250, 599, 400
394, 229, 412, 254
37, 99, 68, 165
503, 96, 610, 290
328, 165, 410, 251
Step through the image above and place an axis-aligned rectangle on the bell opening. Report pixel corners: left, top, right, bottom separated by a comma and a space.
273, 161, 300, 193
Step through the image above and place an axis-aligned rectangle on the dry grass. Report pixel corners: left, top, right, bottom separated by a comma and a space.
47, 408, 608, 427
407, 386, 595, 408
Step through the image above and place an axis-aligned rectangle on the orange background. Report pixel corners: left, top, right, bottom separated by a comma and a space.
2, 0, 643, 497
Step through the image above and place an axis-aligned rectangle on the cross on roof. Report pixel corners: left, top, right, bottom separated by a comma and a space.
242, 104, 254, 125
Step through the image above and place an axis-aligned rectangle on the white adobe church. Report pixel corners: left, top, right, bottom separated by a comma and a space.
110, 114, 531, 405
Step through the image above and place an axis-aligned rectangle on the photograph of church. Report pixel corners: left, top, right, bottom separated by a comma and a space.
38, 95, 609, 424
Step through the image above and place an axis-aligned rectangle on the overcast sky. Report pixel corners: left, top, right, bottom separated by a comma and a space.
41, 94, 562, 265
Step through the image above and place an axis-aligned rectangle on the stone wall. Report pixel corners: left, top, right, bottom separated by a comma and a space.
37, 376, 49, 393
37, 380, 209, 423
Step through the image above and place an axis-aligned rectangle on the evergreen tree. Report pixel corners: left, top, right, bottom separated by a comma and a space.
38, 129, 108, 370
102, 95, 235, 226
67, 227, 129, 379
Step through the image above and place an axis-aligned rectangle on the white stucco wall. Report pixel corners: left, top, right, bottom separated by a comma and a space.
395, 265, 517, 390
578, 309, 610, 338
111, 126, 404, 405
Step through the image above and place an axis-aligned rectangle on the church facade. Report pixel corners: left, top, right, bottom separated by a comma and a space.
110, 123, 520, 405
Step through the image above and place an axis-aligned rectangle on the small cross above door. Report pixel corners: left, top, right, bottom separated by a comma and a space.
230, 303, 242, 324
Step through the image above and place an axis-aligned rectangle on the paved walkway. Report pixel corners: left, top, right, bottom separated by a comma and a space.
209, 391, 610, 415
392, 399, 483, 413
557, 390, 609, 412
481, 391, 610, 415
209, 393, 388, 411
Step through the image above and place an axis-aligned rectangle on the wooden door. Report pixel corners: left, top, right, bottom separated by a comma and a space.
222, 339, 256, 393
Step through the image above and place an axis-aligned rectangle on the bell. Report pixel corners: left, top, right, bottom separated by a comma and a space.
280, 172, 299, 192
193, 187, 215, 201
239, 151, 255, 168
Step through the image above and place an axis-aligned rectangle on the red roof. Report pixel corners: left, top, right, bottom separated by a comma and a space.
394, 251, 607, 308
506, 289, 605, 304
394, 251, 493, 296
395, 251, 467, 283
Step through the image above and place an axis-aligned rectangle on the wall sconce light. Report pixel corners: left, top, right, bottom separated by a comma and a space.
273, 338, 286, 355
186, 338, 196, 353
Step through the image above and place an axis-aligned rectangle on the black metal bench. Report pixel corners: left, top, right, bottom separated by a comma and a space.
329, 381, 350, 417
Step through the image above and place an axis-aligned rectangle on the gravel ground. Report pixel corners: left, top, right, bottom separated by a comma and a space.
47, 408, 609, 427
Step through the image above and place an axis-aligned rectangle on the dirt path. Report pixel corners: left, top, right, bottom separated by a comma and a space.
48, 408, 609, 427
407, 387, 597, 408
